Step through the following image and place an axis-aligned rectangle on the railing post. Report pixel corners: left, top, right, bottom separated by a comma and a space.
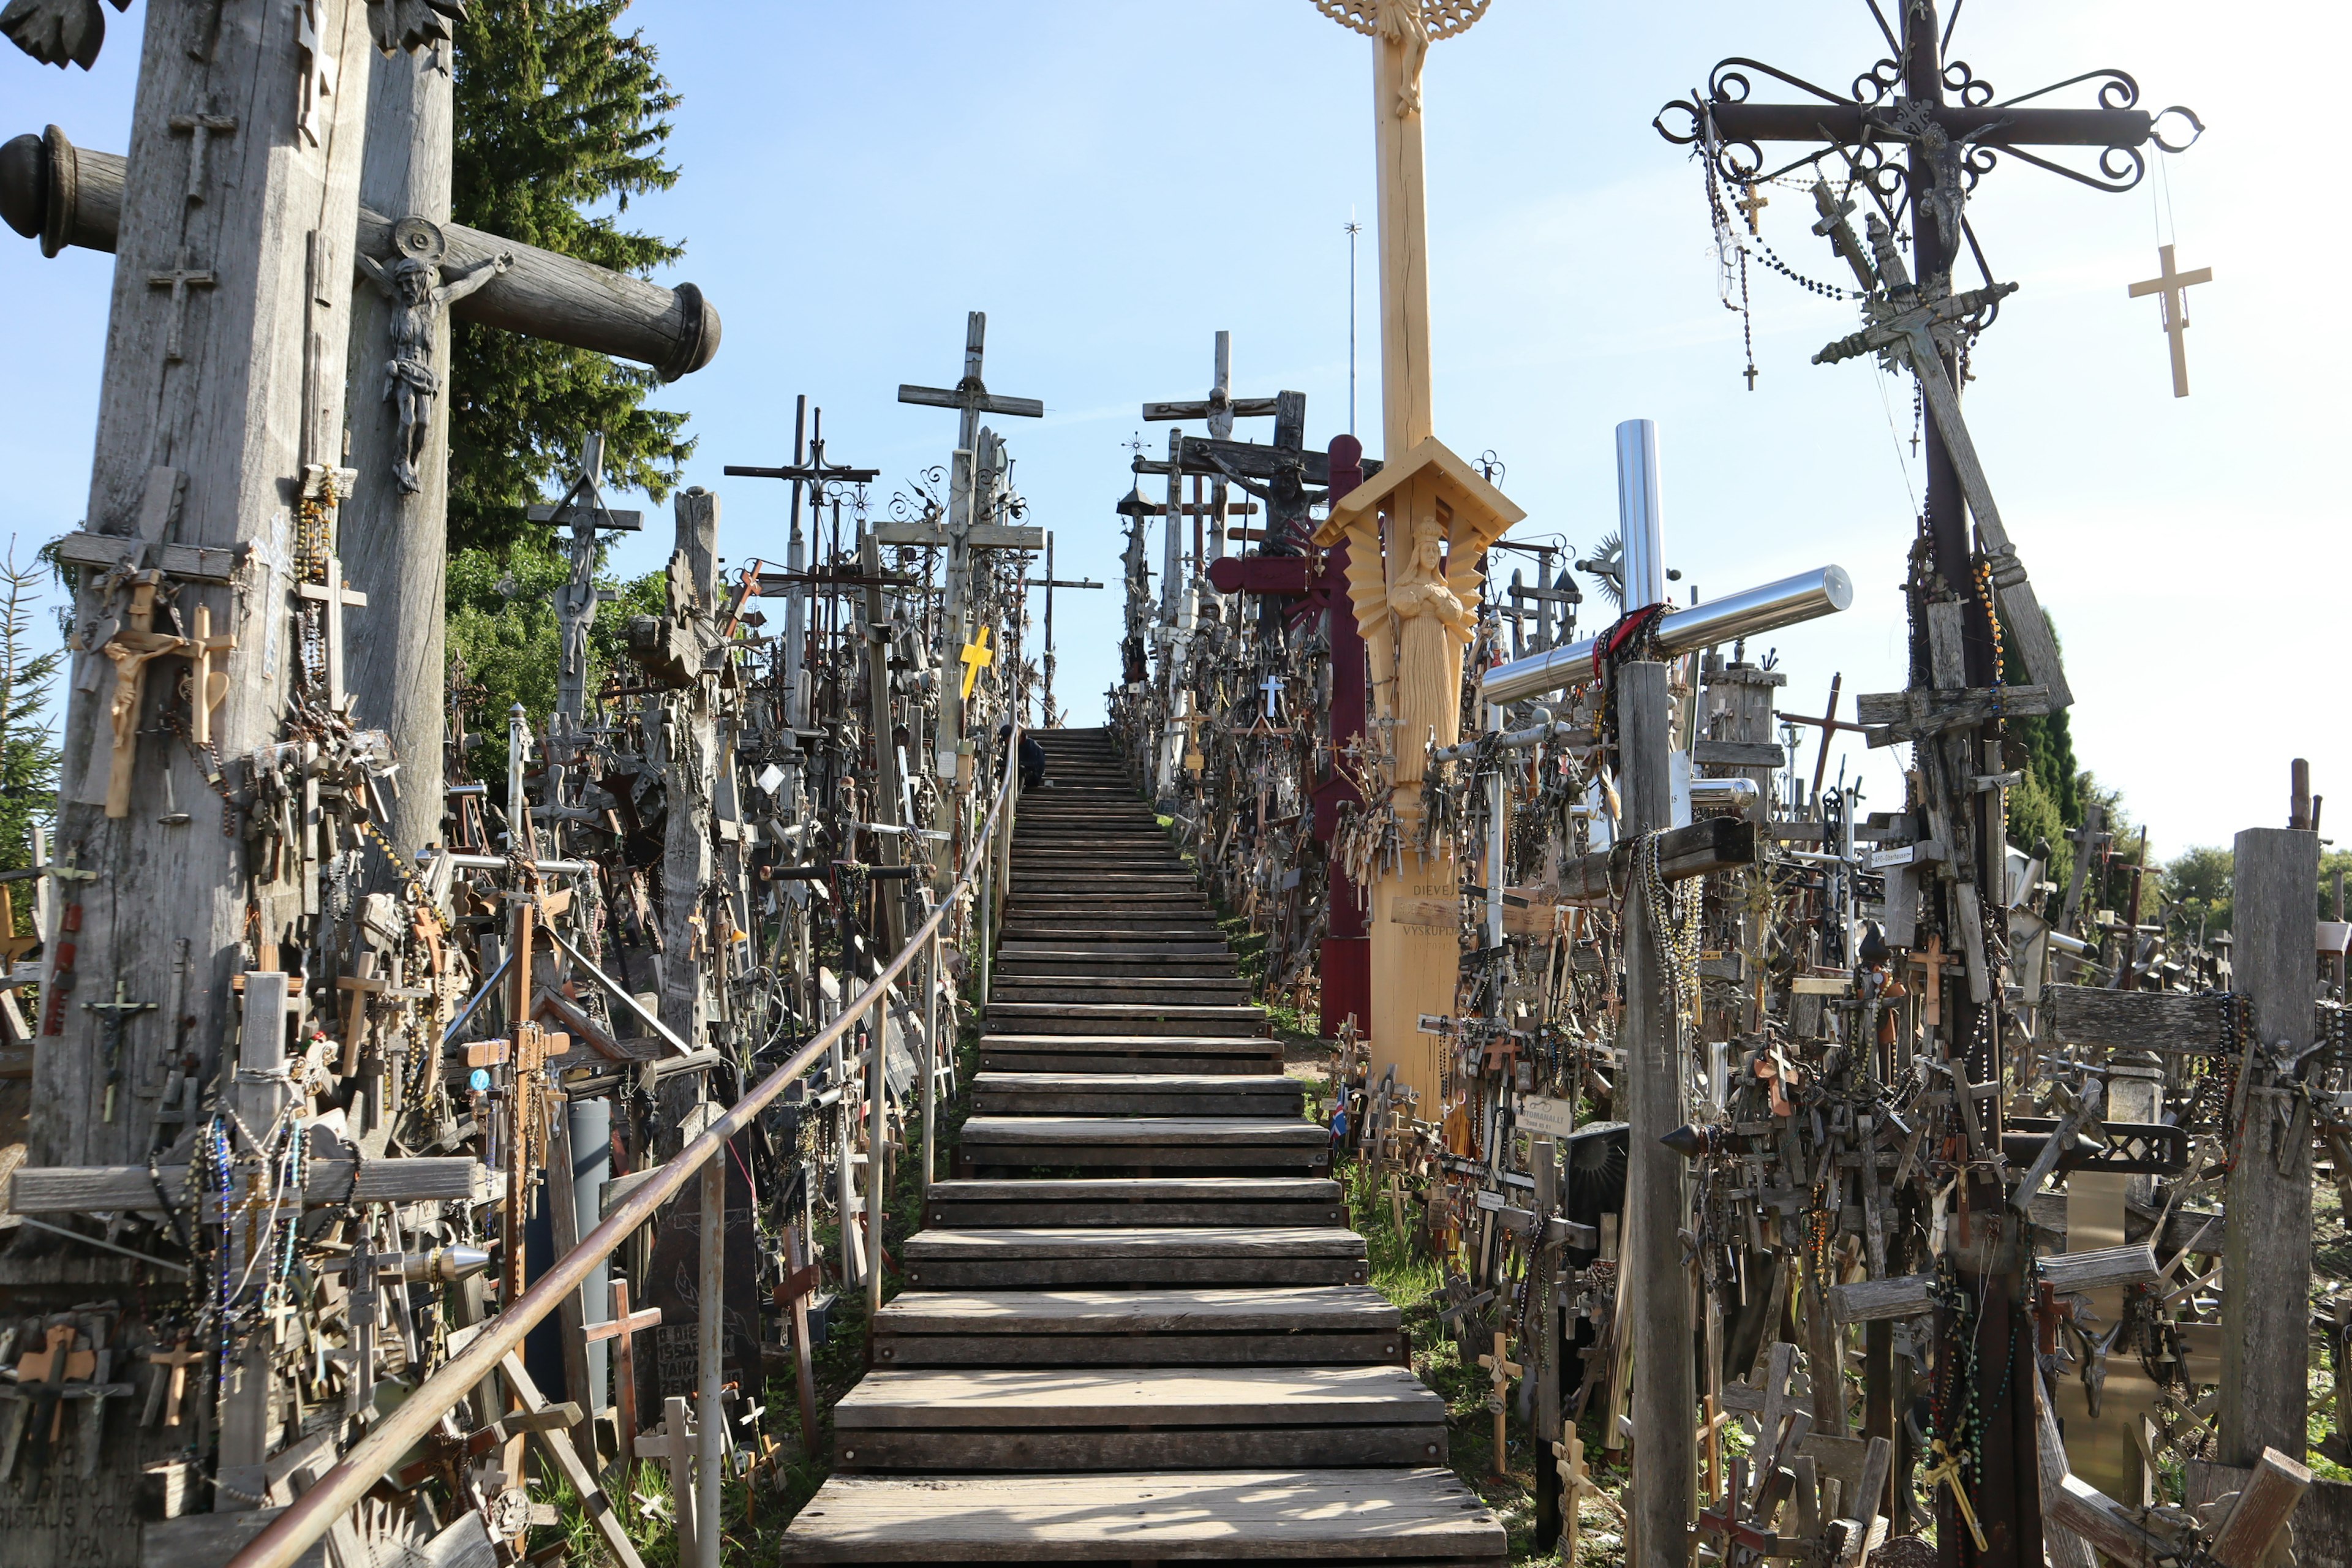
919, 924, 940, 1201
978, 815, 997, 1009
866, 986, 889, 1323
695, 1144, 723, 1568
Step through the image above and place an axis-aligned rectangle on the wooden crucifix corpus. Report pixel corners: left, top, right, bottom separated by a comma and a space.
2127, 243, 2214, 399
96, 571, 181, 819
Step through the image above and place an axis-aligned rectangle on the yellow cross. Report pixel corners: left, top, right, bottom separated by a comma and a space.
1920, 1438, 1988, 1552
958, 625, 995, 700
1738, 181, 1770, 233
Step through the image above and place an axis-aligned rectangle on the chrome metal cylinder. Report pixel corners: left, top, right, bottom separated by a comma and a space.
1480, 565, 1853, 706
1616, 419, 1667, 611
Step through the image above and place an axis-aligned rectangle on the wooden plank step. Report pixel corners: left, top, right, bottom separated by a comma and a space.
777, 1468, 1504, 1563
831, 1366, 1446, 1471
1001, 910, 1218, 927
973, 1072, 1303, 1117
870, 1285, 1401, 1366
924, 1176, 1342, 1229
993, 937, 1235, 956
983, 1003, 1264, 1038
901, 1225, 1360, 1288
957, 1120, 1329, 1180
995, 946, 1237, 970
992, 983, 1250, 1008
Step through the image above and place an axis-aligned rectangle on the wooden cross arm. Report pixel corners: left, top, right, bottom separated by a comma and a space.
897, 383, 1044, 419
583, 1306, 663, 1343
1547, 815, 1760, 906
1855, 684, 2055, 747
8, 1155, 489, 1213
1142, 396, 1282, 422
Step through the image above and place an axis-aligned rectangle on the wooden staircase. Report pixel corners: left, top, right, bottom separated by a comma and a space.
780, 728, 1506, 1564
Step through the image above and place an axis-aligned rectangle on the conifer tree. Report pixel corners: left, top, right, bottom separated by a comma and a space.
447, 0, 693, 554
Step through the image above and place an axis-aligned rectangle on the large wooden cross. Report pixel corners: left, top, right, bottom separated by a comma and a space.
893, 310, 1044, 854
1305, 0, 1520, 1112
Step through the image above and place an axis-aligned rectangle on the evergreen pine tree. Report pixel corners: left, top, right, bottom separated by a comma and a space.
447, 0, 693, 553
443, 0, 690, 777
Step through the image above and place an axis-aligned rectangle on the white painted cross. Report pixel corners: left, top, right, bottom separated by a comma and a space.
249, 509, 297, 680
633, 1395, 701, 1562
2127, 243, 2214, 399
1259, 671, 1286, 720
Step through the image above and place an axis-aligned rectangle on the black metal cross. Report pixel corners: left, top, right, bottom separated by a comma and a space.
1656, 1, 2199, 687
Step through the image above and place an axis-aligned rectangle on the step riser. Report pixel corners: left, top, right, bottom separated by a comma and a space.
835, 1427, 1444, 1471
872, 1333, 1403, 1367
976, 1052, 1283, 1074
973, 1094, 1303, 1117
990, 986, 1248, 1006
956, 1150, 1330, 1174
924, 1202, 1344, 1228
899, 1260, 1367, 1289
987, 1025, 1270, 1034
983, 1017, 1265, 1038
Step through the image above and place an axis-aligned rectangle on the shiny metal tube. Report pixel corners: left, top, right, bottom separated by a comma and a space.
1616, 419, 1667, 610
1481, 565, 1854, 706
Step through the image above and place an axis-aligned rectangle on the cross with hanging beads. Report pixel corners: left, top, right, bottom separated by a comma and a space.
1738, 181, 1769, 233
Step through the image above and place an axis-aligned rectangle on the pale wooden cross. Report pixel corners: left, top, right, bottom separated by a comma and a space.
165, 111, 238, 205
145, 256, 215, 361
1904, 933, 1962, 1029
1738, 180, 1770, 233
958, 624, 995, 701
2127, 243, 2214, 399
17, 1322, 96, 1443
632, 1395, 701, 1562
294, 0, 339, 148
1550, 1424, 1621, 1561
296, 564, 368, 711
1258, 671, 1286, 720
175, 602, 234, 745
145, 1339, 201, 1428
1477, 1329, 1523, 1475
584, 1279, 662, 1478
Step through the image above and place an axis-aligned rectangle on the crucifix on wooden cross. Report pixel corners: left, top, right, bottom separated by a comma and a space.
526, 431, 644, 729
1738, 179, 1769, 233
1477, 1328, 1523, 1476
2127, 243, 2214, 399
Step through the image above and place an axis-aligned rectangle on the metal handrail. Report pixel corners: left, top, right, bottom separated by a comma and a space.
228, 726, 1024, 1568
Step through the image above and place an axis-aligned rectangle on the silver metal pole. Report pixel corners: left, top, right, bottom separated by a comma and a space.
1481, 567, 1853, 706
1483, 703, 1506, 951
1616, 418, 1667, 611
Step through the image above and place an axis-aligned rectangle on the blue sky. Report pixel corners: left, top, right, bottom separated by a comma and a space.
2, 2, 2340, 856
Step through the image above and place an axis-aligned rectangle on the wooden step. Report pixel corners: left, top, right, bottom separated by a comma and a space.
924, 1176, 1343, 1229
971, 1072, 1303, 1118
901, 1226, 1363, 1288
870, 1285, 1401, 1366
957, 1117, 1328, 1178
977, 1036, 1284, 1075
1001, 909, 1217, 928
983, 1003, 1264, 1038
1008, 891, 1212, 906
778, 1467, 1505, 1563
994, 947, 1238, 974
831, 1365, 1445, 1470
992, 979, 1248, 1006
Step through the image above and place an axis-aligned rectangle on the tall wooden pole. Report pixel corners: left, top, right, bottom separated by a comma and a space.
2220, 818, 2318, 1466
341, 40, 453, 864
1618, 660, 1695, 1567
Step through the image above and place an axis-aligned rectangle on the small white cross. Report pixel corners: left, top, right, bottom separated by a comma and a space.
1259, 671, 1285, 719
296, 0, 338, 149
247, 511, 296, 679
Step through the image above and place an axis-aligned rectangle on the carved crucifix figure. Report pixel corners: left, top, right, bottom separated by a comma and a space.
96, 572, 186, 819
355, 217, 511, 492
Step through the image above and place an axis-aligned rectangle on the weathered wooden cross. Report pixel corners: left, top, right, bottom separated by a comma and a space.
1477, 1328, 1522, 1476
583, 1278, 662, 1479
